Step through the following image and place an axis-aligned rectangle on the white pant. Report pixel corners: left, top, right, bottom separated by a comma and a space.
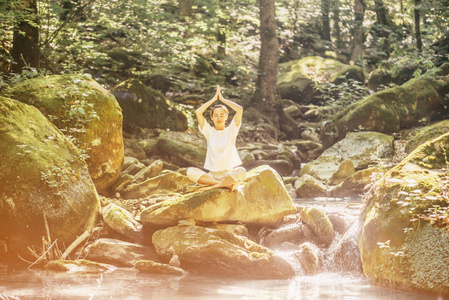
187, 167, 246, 184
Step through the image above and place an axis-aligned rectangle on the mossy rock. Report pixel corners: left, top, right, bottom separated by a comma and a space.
300, 207, 334, 247
435, 63, 449, 76
84, 238, 153, 267
156, 130, 206, 168
405, 120, 449, 153
102, 203, 142, 242
301, 131, 393, 182
277, 56, 353, 104
367, 69, 394, 91
278, 56, 347, 84
141, 165, 296, 227
330, 65, 365, 85
294, 174, 327, 198
359, 132, 449, 296
9, 74, 124, 194
332, 167, 379, 198
120, 171, 193, 199
112, 79, 187, 133
152, 225, 295, 278
277, 78, 315, 105
0, 97, 100, 261
321, 76, 449, 149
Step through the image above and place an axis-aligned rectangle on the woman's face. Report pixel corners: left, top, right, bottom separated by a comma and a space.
211, 107, 228, 130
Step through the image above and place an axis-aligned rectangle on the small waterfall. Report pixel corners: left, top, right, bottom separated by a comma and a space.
322, 220, 363, 273
275, 250, 305, 276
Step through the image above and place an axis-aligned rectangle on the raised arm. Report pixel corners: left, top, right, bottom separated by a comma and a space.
218, 87, 243, 127
195, 87, 219, 130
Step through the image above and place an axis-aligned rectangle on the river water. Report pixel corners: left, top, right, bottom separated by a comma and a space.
0, 198, 444, 299
0, 269, 441, 300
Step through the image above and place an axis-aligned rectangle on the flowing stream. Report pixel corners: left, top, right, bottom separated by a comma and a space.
0, 198, 443, 299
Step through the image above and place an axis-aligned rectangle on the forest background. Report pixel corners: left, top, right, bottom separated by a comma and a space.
1, 0, 449, 137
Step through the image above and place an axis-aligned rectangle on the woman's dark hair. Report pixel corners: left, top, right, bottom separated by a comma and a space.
210, 104, 229, 118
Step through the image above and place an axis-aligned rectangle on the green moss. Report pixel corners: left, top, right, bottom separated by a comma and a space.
157, 132, 206, 165
278, 56, 347, 84
322, 76, 449, 149
0, 96, 99, 259
405, 120, 449, 153
112, 79, 187, 132
359, 131, 449, 295
300, 207, 334, 246
330, 65, 365, 84
9, 74, 124, 193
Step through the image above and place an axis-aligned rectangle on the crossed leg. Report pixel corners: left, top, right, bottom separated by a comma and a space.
198, 173, 238, 191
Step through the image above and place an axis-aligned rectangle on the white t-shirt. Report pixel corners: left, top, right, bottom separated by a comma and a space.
200, 118, 242, 172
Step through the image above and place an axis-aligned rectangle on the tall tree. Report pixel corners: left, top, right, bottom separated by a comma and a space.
350, 0, 366, 63
374, 0, 391, 57
321, 0, 331, 41
11, 0, 39, 73
253, 0, 279, 119
332, 0, 343, 49
179, 0, 194, 19
414, 0, 422, 53
253, 0, 297, 138
217, 0, 227, 58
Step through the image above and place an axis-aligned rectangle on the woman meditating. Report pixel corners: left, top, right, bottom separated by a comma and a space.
187, 85, 246, 191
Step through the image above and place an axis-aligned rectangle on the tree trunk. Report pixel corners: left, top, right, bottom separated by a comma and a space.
350, 0, 365, 63
253, 0, 298, 138
374, 0, 390, 57
321, 0, 331, 41
217, 0, 226, 58
332, 0, 343, 49
179, 0, 194, 19
253, 0, 279, 117
12, 0, 40, 73
414, 0, 422, 53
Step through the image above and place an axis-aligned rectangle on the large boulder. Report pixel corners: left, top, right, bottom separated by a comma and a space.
141, 166, 296, 227
331, 168, 379, 198
120, 171, 193, 199
9, 74, 124, 193
405, 120, 449, 153
300, 131, 394, 182
152, 225, 295, 278
0, 96, 100, 261
84, 238, 156, 267
359, 132, 449, 296
367, 64, 421, 91
277, 56, 364, 104
156, 131, 206, 168
321, 76, 449, 149
111, 79, 187, 133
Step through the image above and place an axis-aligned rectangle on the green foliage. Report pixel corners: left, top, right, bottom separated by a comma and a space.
33, 0, 260, 98
1, 0, 448, 105
318, 78, 370, 109
0, 66, 41, 91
